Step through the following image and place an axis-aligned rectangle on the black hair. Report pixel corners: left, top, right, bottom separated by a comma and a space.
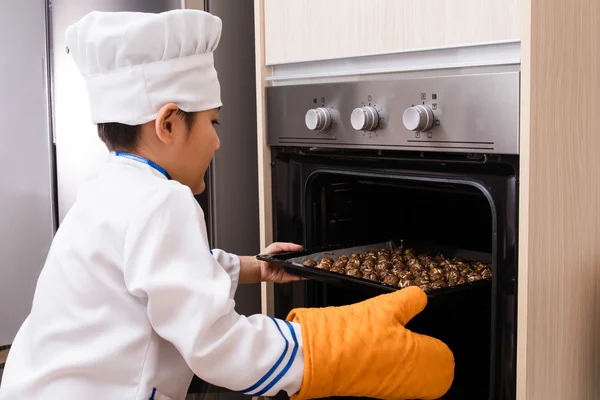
97, 109, 196, 152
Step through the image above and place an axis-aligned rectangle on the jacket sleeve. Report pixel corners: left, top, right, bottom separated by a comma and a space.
123, 184, 304, 397
210, 249, 239, 299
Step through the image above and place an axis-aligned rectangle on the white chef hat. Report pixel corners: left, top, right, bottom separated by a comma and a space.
65, 9, 222, 125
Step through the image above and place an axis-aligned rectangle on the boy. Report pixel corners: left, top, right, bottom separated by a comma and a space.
0, 10, 454, 400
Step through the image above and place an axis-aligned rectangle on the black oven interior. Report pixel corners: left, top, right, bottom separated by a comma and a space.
271, 150, 518, 400
306, 173, 493, 252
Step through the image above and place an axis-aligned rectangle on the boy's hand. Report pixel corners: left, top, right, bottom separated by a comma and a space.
238, 242, 304, 284
259, 242, 304, 283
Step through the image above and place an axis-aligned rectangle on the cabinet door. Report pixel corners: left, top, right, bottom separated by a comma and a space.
264, 0, 520, 65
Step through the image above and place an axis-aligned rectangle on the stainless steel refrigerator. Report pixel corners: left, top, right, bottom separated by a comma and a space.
0, 0, 261, 398
0, 0, 56, 349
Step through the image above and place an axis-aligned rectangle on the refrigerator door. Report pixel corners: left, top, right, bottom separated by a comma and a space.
205, 0, 261, 317
188, 0, 262, 398
0, 0, 56, 346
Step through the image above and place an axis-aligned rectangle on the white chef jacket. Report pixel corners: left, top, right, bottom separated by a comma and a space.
0, 155, 304, 400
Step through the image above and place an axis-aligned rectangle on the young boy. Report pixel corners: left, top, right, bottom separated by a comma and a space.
0, 10, 454, 400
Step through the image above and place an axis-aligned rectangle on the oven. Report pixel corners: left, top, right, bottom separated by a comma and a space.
265, 71, 519, 400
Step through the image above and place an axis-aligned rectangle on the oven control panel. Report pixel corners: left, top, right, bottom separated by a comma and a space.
266, 72, 520, 155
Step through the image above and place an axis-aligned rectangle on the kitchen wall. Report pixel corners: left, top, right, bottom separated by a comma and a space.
186, 0, 204, 10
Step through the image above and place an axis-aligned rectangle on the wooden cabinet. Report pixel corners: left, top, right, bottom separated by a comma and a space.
255, 1, 600, 398
264, 0, 520, 65
517, 0, 600, 399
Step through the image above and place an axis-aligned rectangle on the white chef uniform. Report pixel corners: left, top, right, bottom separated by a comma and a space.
0, 10, 304, 400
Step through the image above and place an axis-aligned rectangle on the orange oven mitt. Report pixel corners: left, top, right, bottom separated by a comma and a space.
286, 286, 454, 400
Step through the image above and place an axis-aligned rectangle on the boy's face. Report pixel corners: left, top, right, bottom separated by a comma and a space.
178, 108, 221, 194
149, 104, 220, 195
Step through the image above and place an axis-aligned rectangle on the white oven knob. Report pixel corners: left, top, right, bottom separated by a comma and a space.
350, 106, 380, 131
305, 107, 332, 131
402, 105, 434, 131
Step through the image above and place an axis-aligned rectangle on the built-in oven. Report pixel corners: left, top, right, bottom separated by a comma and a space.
266, 71, 519, 400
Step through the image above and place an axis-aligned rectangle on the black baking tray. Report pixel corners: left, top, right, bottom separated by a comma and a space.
256, 239, 492, 298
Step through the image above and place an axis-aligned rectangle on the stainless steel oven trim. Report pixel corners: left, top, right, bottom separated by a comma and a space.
267, 72, 520, 155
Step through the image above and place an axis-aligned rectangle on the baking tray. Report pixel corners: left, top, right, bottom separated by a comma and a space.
256, 239, 492, 298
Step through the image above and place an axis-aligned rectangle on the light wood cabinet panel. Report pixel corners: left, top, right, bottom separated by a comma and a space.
517, 0, 600, 399
257, 0, 600, 397
255, 0, 276, 318
264, 0, 520, 65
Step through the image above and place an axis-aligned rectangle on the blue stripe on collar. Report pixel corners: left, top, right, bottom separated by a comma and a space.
113, 152, 171, 180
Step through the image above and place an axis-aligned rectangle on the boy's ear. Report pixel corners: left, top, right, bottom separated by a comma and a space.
155, 103, 180, 144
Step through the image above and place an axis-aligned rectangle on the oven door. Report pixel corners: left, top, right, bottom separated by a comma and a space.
271, 150, 518, 400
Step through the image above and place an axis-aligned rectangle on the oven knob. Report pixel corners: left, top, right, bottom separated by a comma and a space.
350, 106, 380, 131
305, 107, 332, 131
402, 105, 435, 131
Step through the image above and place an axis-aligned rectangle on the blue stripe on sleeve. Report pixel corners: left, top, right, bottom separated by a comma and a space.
238, 317, 289, 394
253, 321, 299, 396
